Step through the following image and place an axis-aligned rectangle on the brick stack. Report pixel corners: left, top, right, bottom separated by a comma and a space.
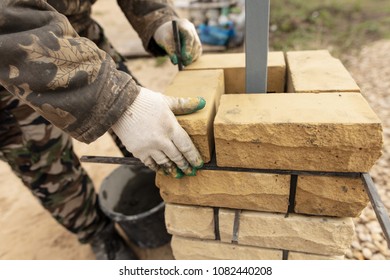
156, 50, 383, 260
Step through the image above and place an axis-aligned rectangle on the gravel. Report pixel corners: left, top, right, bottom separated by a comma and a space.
343, 40, 390, 260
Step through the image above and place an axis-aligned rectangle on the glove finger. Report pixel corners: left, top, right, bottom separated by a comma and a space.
157, 37, 176, 57
179, 28, 195, 65
156, 39, 177, 64
164, 95, 206, 115
171, 125, 204, 169
178, 19, 202, 65
142, 156, 159, 173
163, 141, 197, 176
191, 29, 202, 63
185, 26, 202, 63
151, 150, 184, 179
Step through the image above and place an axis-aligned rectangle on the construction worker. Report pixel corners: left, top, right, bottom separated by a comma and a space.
0, 0, 203, 260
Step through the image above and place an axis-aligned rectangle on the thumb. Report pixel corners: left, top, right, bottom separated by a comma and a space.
164, 95, 206, 115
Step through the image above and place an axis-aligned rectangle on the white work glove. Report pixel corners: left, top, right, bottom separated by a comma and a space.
111, 87, 206, 178
154, 18, 202, 66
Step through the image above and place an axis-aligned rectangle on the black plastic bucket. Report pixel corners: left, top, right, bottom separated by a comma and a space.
99, 165, 171, 248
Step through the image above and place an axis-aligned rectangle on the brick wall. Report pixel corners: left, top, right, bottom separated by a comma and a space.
156, 50, 383, 260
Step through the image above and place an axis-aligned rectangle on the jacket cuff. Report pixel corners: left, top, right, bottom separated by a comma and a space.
70, 66, 140, 144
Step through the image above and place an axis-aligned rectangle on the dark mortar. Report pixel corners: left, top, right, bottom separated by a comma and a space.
113, 170, 162, 216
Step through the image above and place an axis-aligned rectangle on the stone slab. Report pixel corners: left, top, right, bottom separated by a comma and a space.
295, 175, 369, 217
185, 52, 286, 93
171, 236, 282, 260
165, 204, 215, 240
214, 93, 383, 172
286, 50, 360, 93
165, 69, 224, 162
156, 170, 290, 213
165, 204, 355, 256
171, 236, 344, 260
219, 209, 354, 256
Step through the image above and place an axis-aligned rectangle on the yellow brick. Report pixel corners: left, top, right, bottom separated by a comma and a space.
165, 70, 224, 162
295, 175, 369, 217
157, 170, 290, 213
286, 50, 360, 93
165, 204, 215, 240
186, 52, 286, 93
171, 236, 343, 260
214, 93, 383, 172
171, 236, 282, 260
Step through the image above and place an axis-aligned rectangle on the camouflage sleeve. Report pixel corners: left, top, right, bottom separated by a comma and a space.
0, 0, 140, 144
117, 0, 179, 56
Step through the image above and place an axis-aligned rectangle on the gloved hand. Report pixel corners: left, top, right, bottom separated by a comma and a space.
111, 87, 206, 178
154, 18, 202, 66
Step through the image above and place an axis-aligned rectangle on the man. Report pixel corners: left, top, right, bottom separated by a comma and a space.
0, 0, 204, 260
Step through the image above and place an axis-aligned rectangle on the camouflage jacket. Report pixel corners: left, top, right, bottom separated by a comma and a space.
0, 0, 178, 143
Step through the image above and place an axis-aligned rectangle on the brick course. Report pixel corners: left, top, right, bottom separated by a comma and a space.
171, 236, 344, 260
214, 93, 383, 172
165, 204, 355, 256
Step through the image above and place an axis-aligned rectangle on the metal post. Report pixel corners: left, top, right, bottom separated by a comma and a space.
361, 173, 390, 248
245, 0, 270, 93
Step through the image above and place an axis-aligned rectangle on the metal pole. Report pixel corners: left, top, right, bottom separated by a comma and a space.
245, 0, 270, 93
172, 20, 184, 71
361, 173, 390, 248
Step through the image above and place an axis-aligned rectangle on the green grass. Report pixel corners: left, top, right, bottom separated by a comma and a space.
269, 0, 390, 57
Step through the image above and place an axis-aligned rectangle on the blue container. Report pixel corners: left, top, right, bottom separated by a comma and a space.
197, 23, 235, 46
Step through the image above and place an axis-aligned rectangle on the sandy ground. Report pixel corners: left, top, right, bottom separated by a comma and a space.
0, 0, 178, 260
